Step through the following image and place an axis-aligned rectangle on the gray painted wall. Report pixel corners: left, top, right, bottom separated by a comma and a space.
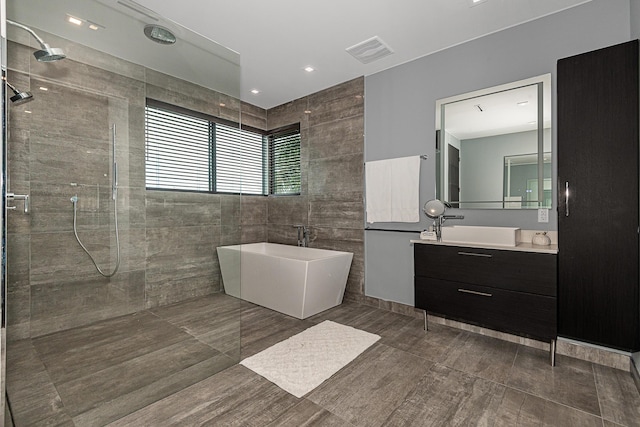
632, 0, 640, 38
364, 0, 632, 304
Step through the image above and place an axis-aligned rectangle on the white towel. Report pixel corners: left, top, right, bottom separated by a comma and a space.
366, 156, 420, 223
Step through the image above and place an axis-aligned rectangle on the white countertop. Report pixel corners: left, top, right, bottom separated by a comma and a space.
410, 238, 558, 254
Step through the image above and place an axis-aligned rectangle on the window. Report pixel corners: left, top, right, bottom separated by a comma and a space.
145, 99, 300, 195
269, 125, 301, 195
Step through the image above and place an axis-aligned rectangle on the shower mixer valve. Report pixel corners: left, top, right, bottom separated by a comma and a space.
7, 193, 30, 214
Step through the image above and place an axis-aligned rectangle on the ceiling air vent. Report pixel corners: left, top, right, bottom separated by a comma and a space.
346, 36, 394, 64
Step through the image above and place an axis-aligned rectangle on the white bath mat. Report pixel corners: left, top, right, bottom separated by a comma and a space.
240, 320, 380, 398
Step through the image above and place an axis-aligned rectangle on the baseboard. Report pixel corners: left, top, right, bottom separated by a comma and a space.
352, 293, 633, 373
632, 356, 640, 394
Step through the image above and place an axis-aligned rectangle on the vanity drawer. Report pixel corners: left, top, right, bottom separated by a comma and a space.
415, 277, 557, 341
414, 244, 556, 296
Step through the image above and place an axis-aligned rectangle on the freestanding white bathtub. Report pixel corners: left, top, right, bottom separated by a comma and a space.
217, 242, 353, 319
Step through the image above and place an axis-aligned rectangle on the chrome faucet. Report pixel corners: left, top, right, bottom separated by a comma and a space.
434, 214, 465, 242
293, 224, 310, 247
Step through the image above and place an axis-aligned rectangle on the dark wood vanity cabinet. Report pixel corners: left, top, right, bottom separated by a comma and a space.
414, 243, 557, 342
557, 40, 640, 351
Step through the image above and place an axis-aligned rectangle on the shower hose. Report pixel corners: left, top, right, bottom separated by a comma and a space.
71, 193, 121, 277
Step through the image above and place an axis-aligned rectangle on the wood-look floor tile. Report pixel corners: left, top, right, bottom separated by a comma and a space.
72, 352, 236, 427
240, 305, 314, 358
56, 338, 220, 417
380, 319, 462, 363
105, 365, 299, 427
306, 301, 377, 326
493, 387, 603, 427
5, 340, 71, 426
382, 363, 506, 426
267, 399, 356, 427
593, 364, 640, 426
347, 309, 413, 337
507, 347, 601, 416
308, 343, 432, 426
150, 293, 241, 326
438, 331, 519, 384
33, 311, 192, 383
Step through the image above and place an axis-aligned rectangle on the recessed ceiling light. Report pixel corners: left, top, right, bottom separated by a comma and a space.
517, 101, 529, 106
68, 15, 83, 26
469, 0, 487, 6
39, 87, 48, 91
304, 66, 315, 73
88, 24, 100, 31
24, 110, 32, 114
251, 89, 260, 95
304, 110, 312, 114
528, 121, 536, 125
219, 102, 226, 107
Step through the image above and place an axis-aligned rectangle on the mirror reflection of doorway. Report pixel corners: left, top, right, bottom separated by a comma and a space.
448, 144, 460, 206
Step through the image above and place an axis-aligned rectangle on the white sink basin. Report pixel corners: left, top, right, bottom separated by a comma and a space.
441, 225, 521, 247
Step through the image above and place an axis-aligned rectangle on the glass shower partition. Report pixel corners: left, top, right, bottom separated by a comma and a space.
1, 0, 242, 424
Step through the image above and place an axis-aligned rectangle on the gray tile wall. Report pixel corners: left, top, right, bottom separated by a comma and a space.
266, 78, 365, 296
6, 30, 365, 339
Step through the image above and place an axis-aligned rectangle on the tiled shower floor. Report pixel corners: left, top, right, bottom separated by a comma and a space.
6, 293, 640, 426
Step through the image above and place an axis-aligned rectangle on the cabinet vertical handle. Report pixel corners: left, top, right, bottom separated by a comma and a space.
565, 181, 570, 217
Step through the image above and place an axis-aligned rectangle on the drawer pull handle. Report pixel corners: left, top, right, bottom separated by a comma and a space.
458, 289, 493, 297
457, 251, 492, 258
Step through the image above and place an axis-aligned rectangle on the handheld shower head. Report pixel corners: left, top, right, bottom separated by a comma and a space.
5, 80, 34, 105
6, 19, 66, 62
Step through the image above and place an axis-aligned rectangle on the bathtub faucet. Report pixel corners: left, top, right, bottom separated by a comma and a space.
293, 224, 310, 247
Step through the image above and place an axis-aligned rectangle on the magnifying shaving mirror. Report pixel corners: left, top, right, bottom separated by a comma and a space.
423, 199, 446, 219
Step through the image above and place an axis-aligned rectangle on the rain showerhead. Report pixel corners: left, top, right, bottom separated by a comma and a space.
6, 19, 66, 62
34, 45, 66, 62
144, 24, 176, 45
5, 80, 34, 105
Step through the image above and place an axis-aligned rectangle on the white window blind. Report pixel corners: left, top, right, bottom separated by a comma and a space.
145, 105, 212, 191
215, 123, 265, 195
145, 100, 300, 196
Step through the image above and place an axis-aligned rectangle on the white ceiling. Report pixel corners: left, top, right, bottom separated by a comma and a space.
133, 0, 591, 109
8, 0, 592, 110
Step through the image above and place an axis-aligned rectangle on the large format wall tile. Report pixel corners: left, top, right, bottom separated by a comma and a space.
30, 271, 145, 337
6, 34, 366, 339
268, 196, 309, 226
308, 153, 364, 195
145, 225, 221, 308
267, 98, 310, 131
307, 77, 364, 127
241, 101, 267, 130
145, 192, 221, 228
308, 115, 364, 159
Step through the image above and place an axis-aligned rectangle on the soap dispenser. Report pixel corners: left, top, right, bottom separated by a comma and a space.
532, 231, 551, 246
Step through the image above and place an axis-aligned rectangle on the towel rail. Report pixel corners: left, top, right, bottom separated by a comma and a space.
364, 228, 422, 233
364, 154, 428, 165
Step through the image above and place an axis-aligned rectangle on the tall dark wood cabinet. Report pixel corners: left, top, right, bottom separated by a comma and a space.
557, 40, 640, 351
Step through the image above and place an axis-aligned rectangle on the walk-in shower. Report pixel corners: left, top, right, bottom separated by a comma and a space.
71, 124, 121, 278
3, 0, 243, 423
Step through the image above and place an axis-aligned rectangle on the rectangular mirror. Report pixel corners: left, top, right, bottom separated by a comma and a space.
436, 74, 551, 209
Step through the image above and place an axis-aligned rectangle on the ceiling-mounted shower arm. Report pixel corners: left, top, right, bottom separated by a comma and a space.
6, 19, 66, 62
6, 19, 47, 48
